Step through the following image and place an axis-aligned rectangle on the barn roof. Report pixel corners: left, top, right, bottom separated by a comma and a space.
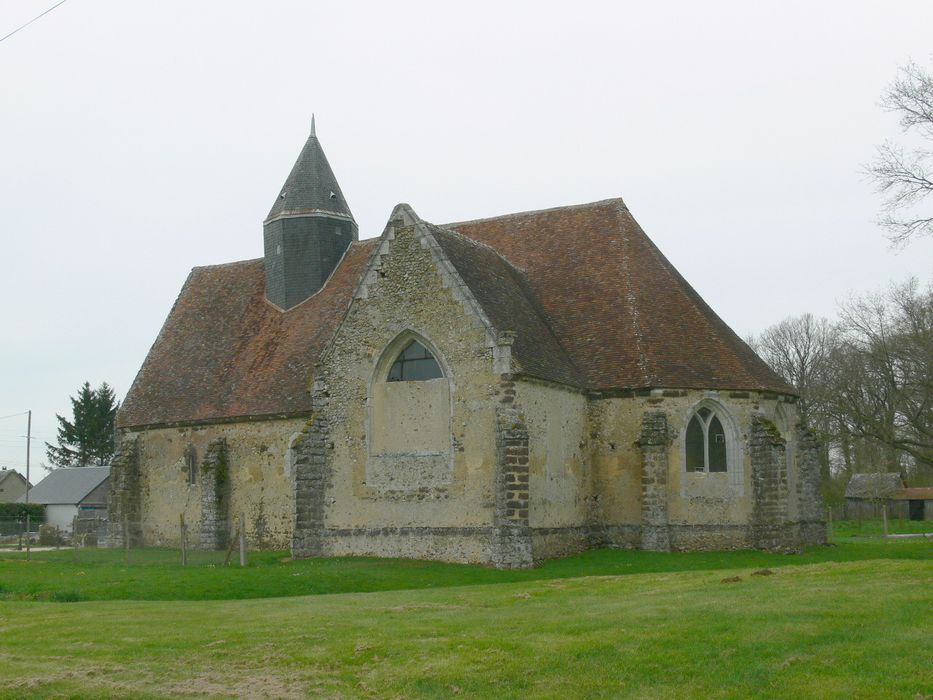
894, 487, 933, 501
117, 198, 792, 429
844, 473, 906, 499
20, 466, 110, 506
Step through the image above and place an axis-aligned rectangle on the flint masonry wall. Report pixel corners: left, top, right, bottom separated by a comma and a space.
109, 433, 141, 547
587, 389, 813, 551
298, 223, 505, 564
113, 417, 302, 549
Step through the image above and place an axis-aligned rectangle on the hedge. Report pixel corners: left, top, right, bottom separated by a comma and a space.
0, 503, 45, 535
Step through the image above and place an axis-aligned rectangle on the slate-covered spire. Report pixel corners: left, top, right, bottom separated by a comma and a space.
265, 117, 355, 223
263, 119, 358, 310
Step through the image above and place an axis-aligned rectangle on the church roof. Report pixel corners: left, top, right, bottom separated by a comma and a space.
265, 118, 354, 223
117, 242, 376, 428
447, 199, 791, 394
117, 198, 791, 429
429, 224, 583, 388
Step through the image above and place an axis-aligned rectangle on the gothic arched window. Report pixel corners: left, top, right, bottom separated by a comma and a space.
685, 406, 728, 473
386, 340, 443, 382
368, 333, 452, 491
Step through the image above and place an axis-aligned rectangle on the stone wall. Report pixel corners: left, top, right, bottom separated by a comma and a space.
198, 437, 229, 550
120, 417, 302, 549
292, 395, 330, 557
749, 416, 792, 550
108, 432, 141, 547
518, 378, 589, 561
795, 425, 827, 545
638, 411, 671, 551
492, 400, 532, 568
587, 390, 815, 552
297, 218, 503, 563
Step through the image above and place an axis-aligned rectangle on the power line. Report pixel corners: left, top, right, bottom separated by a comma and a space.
0, 0, 70, 45
0, 411, 29, 421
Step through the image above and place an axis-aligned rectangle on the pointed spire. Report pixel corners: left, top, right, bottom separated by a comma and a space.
265, 121, 354, 222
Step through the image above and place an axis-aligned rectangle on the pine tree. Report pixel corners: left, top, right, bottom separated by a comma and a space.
45, 382, 120, 467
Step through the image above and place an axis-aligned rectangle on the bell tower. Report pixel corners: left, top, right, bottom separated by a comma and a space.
263, 117, 358, 310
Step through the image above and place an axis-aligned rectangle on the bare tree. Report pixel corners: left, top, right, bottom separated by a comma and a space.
750, 313, 837, 428
828, 278, 933, 473
867, 60, 933, 245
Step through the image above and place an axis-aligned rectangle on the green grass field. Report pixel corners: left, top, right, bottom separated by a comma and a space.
0, 536, 930, 698
831, 517, 933, 539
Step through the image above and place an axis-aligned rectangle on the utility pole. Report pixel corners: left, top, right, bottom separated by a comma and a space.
25, 410, 31, 561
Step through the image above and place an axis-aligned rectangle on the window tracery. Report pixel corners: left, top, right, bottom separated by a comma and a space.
386, 339, 443, 382
685, 406, 728, 473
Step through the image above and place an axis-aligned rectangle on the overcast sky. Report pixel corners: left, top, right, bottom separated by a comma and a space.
1, 1, 931, 477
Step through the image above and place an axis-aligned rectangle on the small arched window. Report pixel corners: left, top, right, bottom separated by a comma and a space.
184, 445, 198, 485
685, 407, 728, 473
386, 339, 443, 382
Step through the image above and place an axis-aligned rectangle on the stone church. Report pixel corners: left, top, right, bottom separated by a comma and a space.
111, 121, 825, 568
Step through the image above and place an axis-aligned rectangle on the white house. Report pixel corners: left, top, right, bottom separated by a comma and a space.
19, 466, 110, 532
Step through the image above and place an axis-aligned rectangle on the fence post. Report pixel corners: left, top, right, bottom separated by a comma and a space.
123, 513, 130, 567
239, 512, 247, 567
224, 527, 238, 566
26, 513, 31, 561
827, 506, 833, 542
882, 504, 888, 539
73, 515, 79, 564
180, 513, 187, 566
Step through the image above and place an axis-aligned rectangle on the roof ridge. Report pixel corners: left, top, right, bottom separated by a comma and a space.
445, 197, 627, 229
191, 258, 263, 271
612, 202, 652, 385
427, 222, 530, 273
428, 222, 584, 387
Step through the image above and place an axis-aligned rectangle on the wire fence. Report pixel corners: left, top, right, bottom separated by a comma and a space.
0, 512, 255, 567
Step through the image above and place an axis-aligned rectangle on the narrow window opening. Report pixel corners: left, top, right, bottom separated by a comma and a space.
686, 416, 705, 472
184, 445, 198, 485
708, 416, 727, 472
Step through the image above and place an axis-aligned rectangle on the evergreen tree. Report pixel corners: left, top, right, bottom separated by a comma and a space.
45, 382, 120, 467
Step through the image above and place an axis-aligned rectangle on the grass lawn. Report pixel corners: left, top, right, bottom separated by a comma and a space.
831, 518, 933, 539
0, 536, 930, 698
0, 557, 930, 698
0, 539, 929, 602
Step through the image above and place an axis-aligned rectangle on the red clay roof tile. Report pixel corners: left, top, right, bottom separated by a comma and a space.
118, 198, 791, 428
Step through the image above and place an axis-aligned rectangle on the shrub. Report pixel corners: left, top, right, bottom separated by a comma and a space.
38, 525, 64, 547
